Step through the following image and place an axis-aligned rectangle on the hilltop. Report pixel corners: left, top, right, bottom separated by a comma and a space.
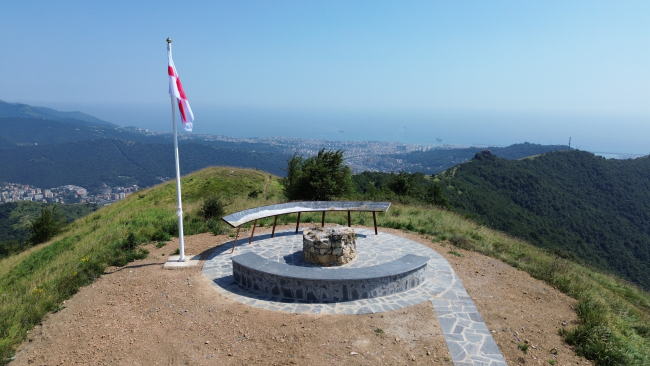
0, 167, 648, 365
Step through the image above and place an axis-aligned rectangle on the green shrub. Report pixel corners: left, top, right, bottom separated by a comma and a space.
199, 196, 225, 221
450, 234, 472, 250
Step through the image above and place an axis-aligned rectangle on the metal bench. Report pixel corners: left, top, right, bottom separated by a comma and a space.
221, 201, 391, 252
231, 252, 428, 301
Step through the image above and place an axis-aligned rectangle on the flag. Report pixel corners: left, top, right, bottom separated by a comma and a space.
167, 44, 194, 132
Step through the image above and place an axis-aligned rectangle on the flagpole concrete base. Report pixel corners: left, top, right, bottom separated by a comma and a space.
164, 255, 201, 269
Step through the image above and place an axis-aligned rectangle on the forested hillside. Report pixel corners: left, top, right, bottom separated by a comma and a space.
437, 150, 650, 289
0, 139, 288, 191
0, 117, 170, 146
0, 201, 97, 257
399, 142, 568, 174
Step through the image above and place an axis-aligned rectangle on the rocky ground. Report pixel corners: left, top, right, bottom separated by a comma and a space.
11, 225, 587, 365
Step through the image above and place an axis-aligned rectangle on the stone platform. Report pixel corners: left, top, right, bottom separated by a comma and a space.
202, 229, 508, 366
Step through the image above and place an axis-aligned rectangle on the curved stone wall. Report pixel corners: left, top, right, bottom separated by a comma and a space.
231, 252, 428, 302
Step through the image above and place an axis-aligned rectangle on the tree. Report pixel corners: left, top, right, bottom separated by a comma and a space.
29, 206, 66, 244
281, 149, 352, 201
282, 153, 304, 200
426, 183, 449, 208
389, 171, 414, 196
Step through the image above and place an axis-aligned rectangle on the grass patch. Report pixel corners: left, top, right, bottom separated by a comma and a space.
517, 343, 530, 353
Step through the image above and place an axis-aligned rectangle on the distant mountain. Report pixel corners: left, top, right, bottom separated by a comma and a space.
399, 143, 569, 174
0, 139, 289, 191
437, 150, 650, 290
0, 100, 116, 127
0, 117, 172, 146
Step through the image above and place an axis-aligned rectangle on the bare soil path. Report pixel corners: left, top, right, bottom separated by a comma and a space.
11, 226, 586, 366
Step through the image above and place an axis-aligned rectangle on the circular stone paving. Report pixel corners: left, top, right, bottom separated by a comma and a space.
203, 228, 454, 315
203, 228, 510, 366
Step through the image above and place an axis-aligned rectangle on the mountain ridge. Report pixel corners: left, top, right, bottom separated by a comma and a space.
0, 100, 116, 127
0, 138, 288, 191
437, 150, 650, 289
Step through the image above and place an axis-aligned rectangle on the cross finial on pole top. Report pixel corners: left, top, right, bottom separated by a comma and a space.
167, 37, 172, 44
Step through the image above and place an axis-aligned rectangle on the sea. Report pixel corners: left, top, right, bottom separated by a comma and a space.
53, 102, 650, 158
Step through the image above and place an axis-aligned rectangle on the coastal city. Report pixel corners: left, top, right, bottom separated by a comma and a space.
0, 182, 139, 206
187, 132, 471, 173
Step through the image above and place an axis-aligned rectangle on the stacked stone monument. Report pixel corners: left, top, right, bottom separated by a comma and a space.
302, 225, 356, 266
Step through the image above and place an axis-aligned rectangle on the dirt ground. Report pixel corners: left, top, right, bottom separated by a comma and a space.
11, 225, 588, 366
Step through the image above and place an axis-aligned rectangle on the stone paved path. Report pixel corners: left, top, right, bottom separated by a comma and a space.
202, 228, 507, 366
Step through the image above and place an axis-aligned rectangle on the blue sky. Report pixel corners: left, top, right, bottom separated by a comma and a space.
1, 1, 649, 153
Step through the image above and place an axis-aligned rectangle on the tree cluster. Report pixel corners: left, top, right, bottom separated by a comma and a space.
281, 149, 353, 201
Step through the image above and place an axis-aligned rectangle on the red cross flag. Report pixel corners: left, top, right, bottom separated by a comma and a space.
167, 44, 194, 132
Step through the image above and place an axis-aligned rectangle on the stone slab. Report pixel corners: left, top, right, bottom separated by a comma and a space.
163, 254, 201, 269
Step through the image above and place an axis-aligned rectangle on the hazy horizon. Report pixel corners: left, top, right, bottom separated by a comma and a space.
7, 100, 645, 155
2, 1, 649, 155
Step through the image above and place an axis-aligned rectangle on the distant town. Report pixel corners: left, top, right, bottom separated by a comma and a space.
1, 182, 138, 206
139, 126, 482, 173
201, 134, 450, 173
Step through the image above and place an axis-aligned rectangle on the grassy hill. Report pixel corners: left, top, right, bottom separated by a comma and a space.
0, 167, 649, 365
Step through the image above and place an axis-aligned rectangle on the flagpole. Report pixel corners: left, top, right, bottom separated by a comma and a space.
168, 38, 186, 262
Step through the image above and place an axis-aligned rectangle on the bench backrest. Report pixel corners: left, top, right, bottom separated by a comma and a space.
222, 201, 390, 227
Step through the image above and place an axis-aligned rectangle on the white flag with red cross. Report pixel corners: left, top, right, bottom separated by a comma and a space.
167, 45, 194, 132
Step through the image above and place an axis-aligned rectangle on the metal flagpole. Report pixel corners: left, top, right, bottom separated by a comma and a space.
168, 38, 186, 262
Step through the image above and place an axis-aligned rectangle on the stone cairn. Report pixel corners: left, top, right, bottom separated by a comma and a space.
303, 225, 356, 266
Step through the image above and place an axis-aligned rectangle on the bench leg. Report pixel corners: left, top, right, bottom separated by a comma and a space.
373, 212, 378, 235
271, 215, 278, 238
347, 211, 351, 227
231, 226, 241, 253
295, 212, 301, 234
249, 219, 258, 244
321, 211, 325, 227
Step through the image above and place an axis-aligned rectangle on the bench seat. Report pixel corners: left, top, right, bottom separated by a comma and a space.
231, 252, 428, 302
